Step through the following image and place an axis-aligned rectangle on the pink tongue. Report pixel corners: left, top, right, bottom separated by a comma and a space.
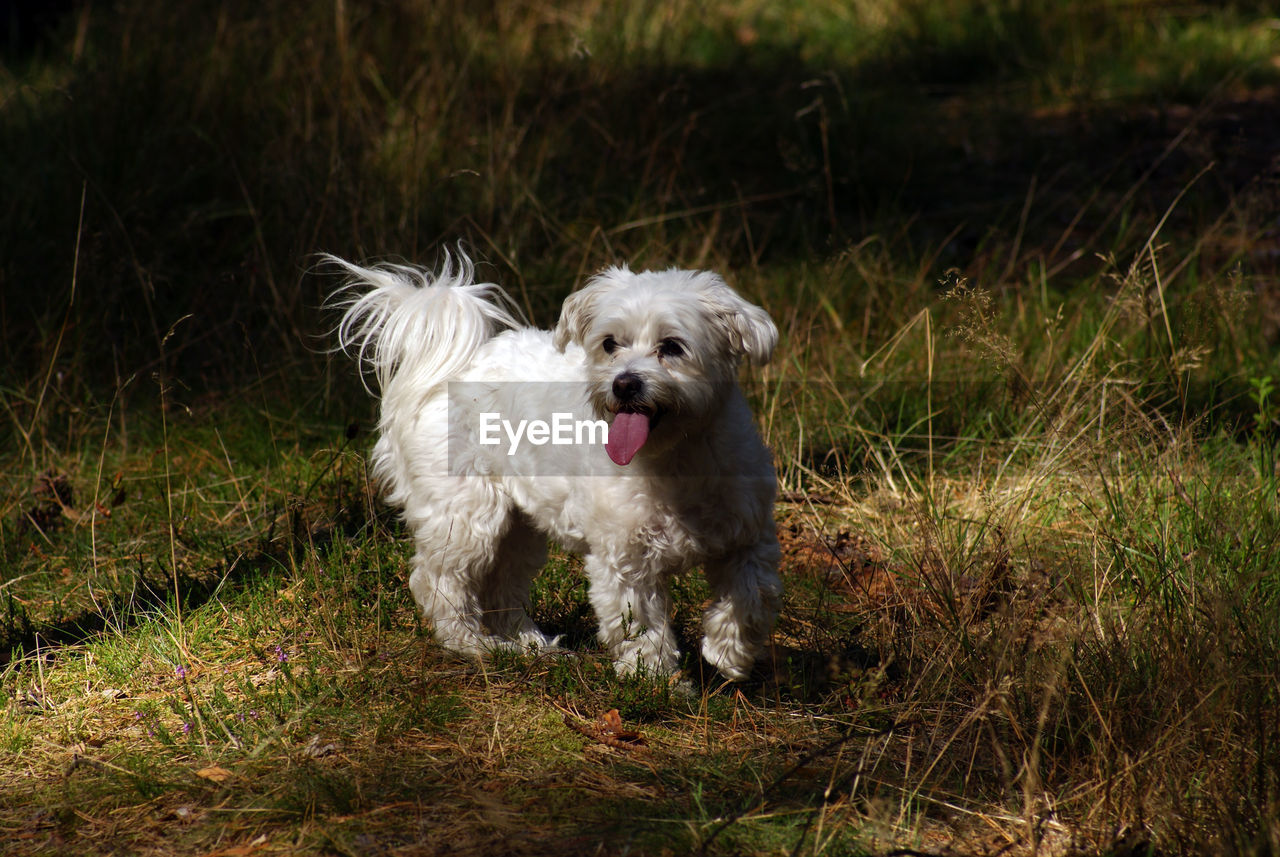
606, 411, 650, 466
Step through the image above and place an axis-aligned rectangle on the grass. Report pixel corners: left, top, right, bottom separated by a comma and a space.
3, 1, 1280, 854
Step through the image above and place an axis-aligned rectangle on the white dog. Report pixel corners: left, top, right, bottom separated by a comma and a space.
329, 253, 781, 680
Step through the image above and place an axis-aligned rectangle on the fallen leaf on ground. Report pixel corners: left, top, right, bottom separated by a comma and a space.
196, 766, 232, 783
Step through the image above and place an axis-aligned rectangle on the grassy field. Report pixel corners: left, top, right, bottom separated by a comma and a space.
2, 2, 1279, 854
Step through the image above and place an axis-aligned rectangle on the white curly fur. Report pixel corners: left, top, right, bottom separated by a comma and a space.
328, 253, 781, 680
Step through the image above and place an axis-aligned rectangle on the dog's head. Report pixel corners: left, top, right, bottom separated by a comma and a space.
553, 266, 777, 466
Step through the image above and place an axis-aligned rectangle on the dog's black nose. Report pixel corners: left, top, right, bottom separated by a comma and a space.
612, 372, 644, 402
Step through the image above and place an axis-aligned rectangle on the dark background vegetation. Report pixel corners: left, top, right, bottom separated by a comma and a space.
3, 1, 1276, 398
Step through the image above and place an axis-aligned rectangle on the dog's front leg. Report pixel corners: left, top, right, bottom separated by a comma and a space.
584, 554, 679, 676
700, 536, 782, 681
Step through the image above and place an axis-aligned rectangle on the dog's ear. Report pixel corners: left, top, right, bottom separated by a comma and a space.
699, 275, 778, 366
554, 270, 622, 351
553, 287, 595, 351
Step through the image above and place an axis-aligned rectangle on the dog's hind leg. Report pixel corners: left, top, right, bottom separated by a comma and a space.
700, 536, 782, 681
479, 512, 558, 649
404, 484, 521, 657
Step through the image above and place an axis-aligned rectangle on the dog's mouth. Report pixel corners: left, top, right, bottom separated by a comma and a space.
606, 405, 663, 467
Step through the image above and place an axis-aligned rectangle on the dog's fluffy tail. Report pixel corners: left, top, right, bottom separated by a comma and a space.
326, 252, 525, 392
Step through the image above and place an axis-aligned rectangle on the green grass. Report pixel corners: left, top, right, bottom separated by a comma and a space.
3, 1, 1280, 855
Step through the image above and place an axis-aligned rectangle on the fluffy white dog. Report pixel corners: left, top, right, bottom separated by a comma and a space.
329, 253, 781, 680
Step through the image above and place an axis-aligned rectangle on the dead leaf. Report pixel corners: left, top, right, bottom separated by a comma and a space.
562, 706, 649, 751
598, 708, 643, 743
196, 766, 232, 783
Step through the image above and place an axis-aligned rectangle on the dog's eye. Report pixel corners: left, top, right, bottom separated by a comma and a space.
658, 339, 685, 359
601, 335, 617, 355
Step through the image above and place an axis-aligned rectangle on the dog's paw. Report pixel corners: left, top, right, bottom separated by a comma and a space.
516, 630, 566, 652
609, 637, 681, 680
700, 636, 757, 683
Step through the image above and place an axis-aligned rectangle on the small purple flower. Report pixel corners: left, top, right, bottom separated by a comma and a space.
133, 710, 144, 721
274, 645, 288, 663
181, 721, 192, 734
175, 665, 187, 679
